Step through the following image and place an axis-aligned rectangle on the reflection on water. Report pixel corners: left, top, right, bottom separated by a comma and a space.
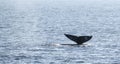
0, 0, 120, 64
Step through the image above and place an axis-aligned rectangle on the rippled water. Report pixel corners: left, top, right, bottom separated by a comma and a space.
0, 0, 120, 64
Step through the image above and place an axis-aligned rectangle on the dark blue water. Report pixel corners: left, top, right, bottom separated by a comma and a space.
0, 0, 120, 64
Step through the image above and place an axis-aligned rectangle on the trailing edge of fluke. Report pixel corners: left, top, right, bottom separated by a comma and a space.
64, 34, 92, 45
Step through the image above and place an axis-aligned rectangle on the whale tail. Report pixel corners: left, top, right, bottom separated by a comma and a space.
64, 34, 92, 45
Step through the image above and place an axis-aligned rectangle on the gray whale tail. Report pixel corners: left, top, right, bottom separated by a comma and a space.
64, 34, 92, 45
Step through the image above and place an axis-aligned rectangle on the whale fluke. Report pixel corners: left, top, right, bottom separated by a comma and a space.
64, 34, 92, 45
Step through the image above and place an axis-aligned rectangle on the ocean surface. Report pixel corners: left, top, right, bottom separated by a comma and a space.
0, 0, 120, 64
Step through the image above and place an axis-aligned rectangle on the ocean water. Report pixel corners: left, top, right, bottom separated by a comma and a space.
0, 0, 120, 64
